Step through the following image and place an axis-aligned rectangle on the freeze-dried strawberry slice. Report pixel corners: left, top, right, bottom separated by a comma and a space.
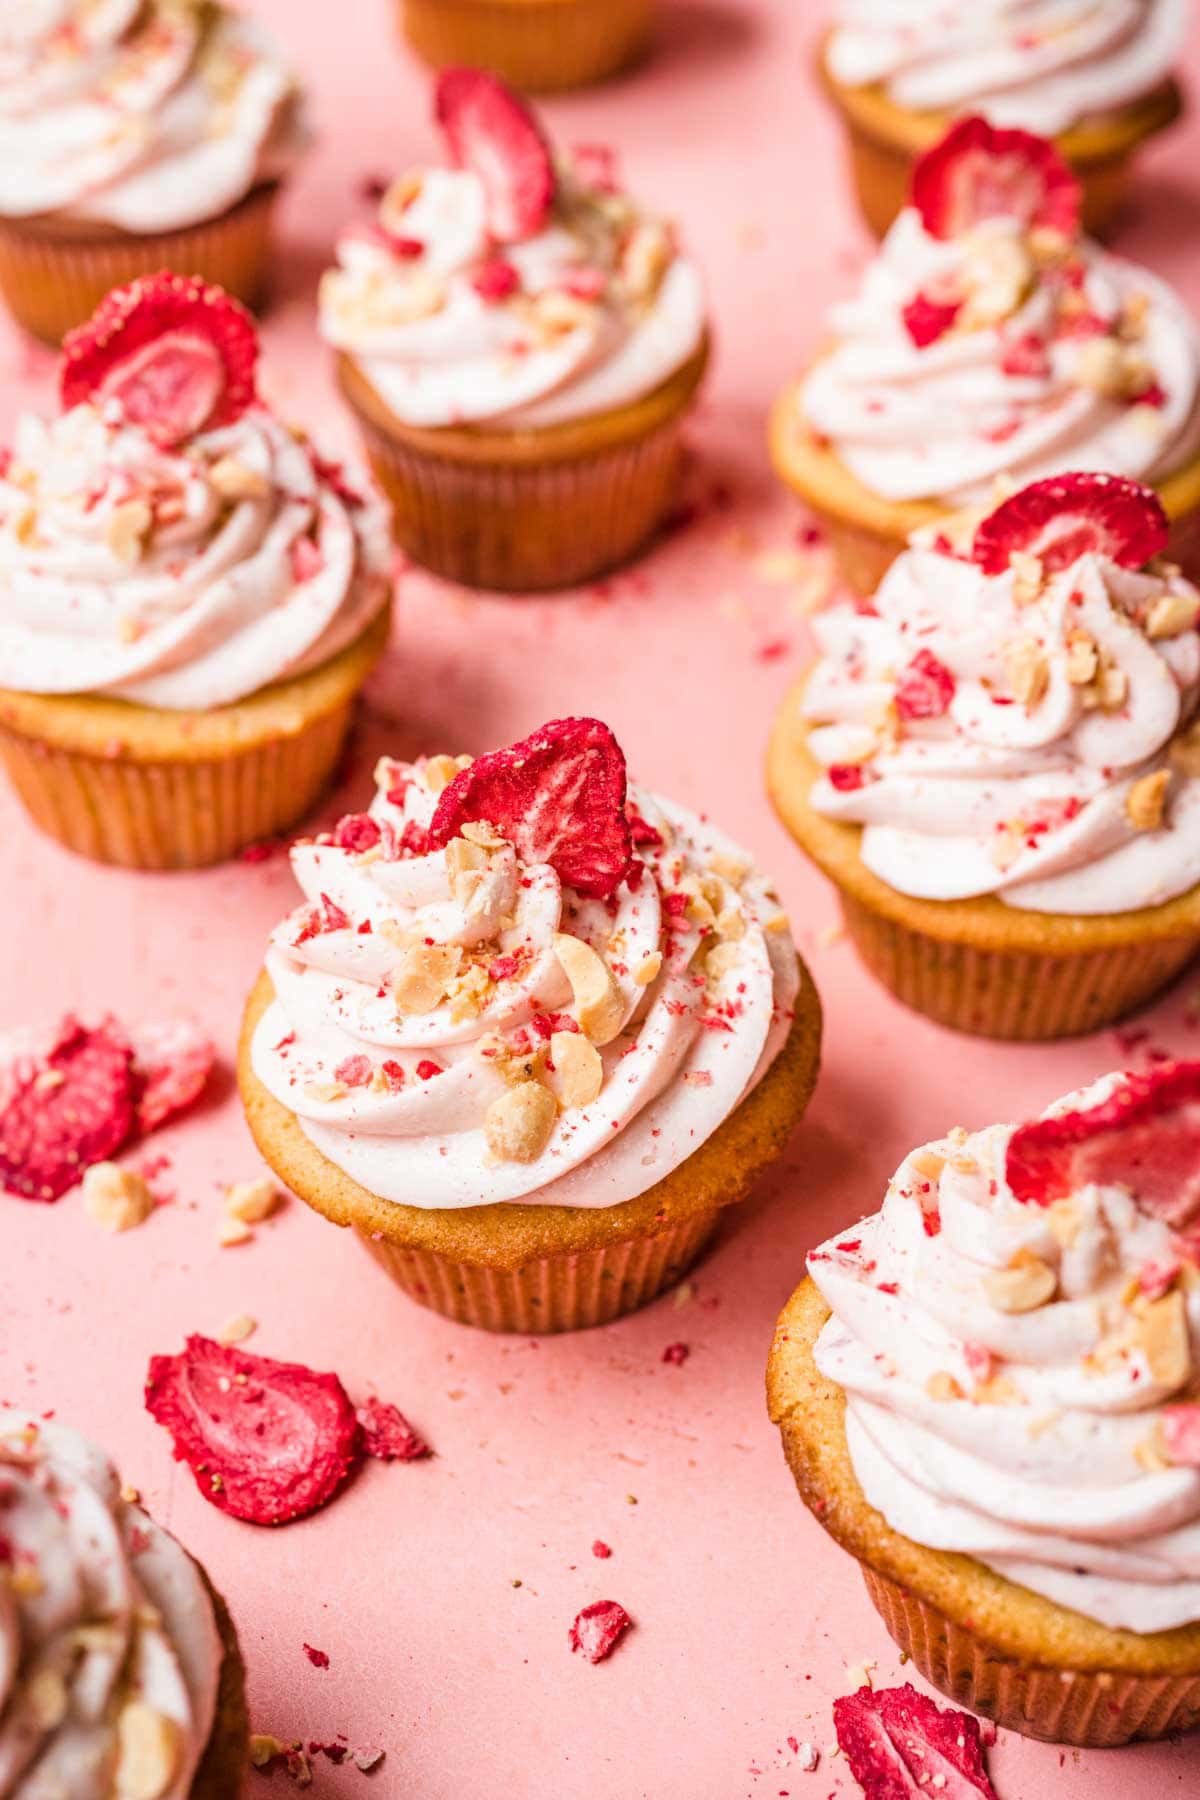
1006, 1062, 1200, 1246
901, 290, 962, 348
356, 1397, 431, 1462
434, 69, 556, 242
429, 718, 632, 899
972, 473, 1168, 576
1161, 1404, 1200, 1466
833, 1684, 999, 1799
911, 115, 1080, 243
0, 1017, 135, 1202
60, 273, 258, 445
894, 649, 955, 720
128, 1020, 215, 1134
569, 1600, 632, 1663
144, 1336, 362, 1525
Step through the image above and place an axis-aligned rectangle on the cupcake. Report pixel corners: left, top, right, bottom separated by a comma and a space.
770, 117, 1200, 597
238, 716, 821, 1333
768, 471, 1200, 1039
0, 1406, 248, 1793
0, 273, 393, 871
320, 70, 709, 592
817, 0, 1185, 239
0, 1, 306, 344
398, 0, 653, 93
767, 1062, 1200, 1746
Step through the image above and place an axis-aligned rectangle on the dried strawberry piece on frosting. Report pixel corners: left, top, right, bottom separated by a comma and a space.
145, 1335, 362, 1525
1161, 1404, 1200, 1466
356, 1397, 431, 1462
568, 1600, 633, 1663
1006, 1062, 1200, 1248
833, 1684, 1000, 1799
0, 1016, 135, 1202
911, 114, 1081, 243
60, 272, 259, 446
901, 289, 963, 349
972, 473, 1169, 576
894, 649, 955, 720
429, 718, 633, 900
434, 69, 556, 243
127, 1019, 215, 1135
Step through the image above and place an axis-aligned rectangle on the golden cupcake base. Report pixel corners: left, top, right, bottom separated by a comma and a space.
398, 0, 653, 92
769, 379, 1200, 597
768, 670, 1200, 1039
0, 604, 391, 871
336, 338, 709, 592
238, 958, 822, 1334
815, 36, 1183, 241
0, 181, 281, 346
767, 1279, 1200, 1747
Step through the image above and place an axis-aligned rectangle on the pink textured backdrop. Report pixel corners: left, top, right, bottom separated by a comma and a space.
3, 2, 1200, 1794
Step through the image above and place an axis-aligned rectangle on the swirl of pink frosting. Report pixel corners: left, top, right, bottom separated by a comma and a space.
0, 1408, 222, 1797
318, 155, 705, 429
826, 0, 1186, 136
0, 0, 305, 232
250, 754, 798, 1209
808, 1072, 1200, 1634
0, 400, 392, 710
803, 537, 1200, 914
801, 210, 1200, 505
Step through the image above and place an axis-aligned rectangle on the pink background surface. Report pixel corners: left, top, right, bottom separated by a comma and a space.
3, 2, 1200, 1795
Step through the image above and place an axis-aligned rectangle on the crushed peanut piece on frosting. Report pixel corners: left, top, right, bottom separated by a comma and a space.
983, 1248, 1057, 1315
1145, 592, 1200, 640
1137, 1290, 1190, 1388
553, 933, 624, 1045
1065, 630, 1099, 685
544, 1032, 604, 1110
208, 455, 269, 501
114, 1701, 182, 1800
1005, 639, 1049, 710
484, 1082, 557, 1164
107, 498, 153, 566
634, 951, 663, 987
25, 1668, 67, 1732
392, 942, 462, 1015
81, 1162, 154, 1234
1126, 770, 1170, 832
1009, 551, 1044, 607
420, 753, 470, 794
925, 1371, 965, 1402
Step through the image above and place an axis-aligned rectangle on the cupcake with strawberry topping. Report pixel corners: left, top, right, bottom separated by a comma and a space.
238, 717, 821, 1332
0, 1407, 247, 1794
0, 0, 306, 343
320, 69, 709, 591
768, 470, 1200, 1037
768, 1061, 1200, 1746
771, 118, 1200, 595
0, 273, 392, 870
397, 0, 653, 94
817, 0, 1184, 240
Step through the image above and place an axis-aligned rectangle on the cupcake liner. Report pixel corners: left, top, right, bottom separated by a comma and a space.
356, 1210, 719, 1332
860, 1564, 1200, 1748
0, 181, 280, 345
398, 0, 652, 91
193, 1574, 249, 1798
0, 700, 353, 870
836, 890, 1198, 1040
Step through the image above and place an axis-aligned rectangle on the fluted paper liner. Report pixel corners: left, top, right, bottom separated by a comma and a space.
337, 340, 708, 592
399, 0, 652, 92
0, 181, 280, 345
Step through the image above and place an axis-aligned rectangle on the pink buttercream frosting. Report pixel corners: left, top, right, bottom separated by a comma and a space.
808, 1071, 1200, 1634
0, 0, 305, 232
0, 1408, 222, 1797
250, 755, 798, 1209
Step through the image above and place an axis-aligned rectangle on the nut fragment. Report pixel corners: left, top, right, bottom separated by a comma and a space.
552, 933, 624, 1045
1138, 1289, 1191, 1388
392, 942, 461, 1015
1145, 592, 1200, 640
107, 498, 153, 565
484, 1082, 557, 1163
420, 753, 470, 794
114, 1701, 182, 1800
633, 951, 662, 987
216, 1313, 256, 1347
1065, 630, 1098, 685
1009, 551, 1044, 607
225, 1176, 280, 1224
216, 1216, 253, 1248
208, 455, 269, 501
982, 1248, 1057, 1314
1126, 769, 1170, 832
544, 1032, 604, 1110
24, 1667, 67, 1731
81, 1162, 154, 1234
925, 1371, 965, 1402
1075, 336, 1153, 400
1005, 638, 1049, 709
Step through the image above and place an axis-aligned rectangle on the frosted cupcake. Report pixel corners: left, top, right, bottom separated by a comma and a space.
768, 471, 1200, 1038
768, 1062, 1200, 1746
320, 70, 709, 591
771, 117, 1200, 595
398, 1, 653, 93
0, 1406, 247, 1793
0, 273, 393, 870
0, 1, 306, 344
818, 0, 1185, 238
239, 717, 821, 1332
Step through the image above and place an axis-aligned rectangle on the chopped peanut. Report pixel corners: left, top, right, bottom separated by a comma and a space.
208, 456, 269, 501
1005, 639, 1049, 709
1126, 769, 1170, 832
225, 1177, 280, 1224
81, 1163, 154, 1234
484, 1082, 557, 1163
114, 1702, 182, 1800
553, 933, 624, 1045
1145, 592, 1199, 640
545, 1031, 604, 1109
983, 1248, 1057, 1314
107, 498, 153, 566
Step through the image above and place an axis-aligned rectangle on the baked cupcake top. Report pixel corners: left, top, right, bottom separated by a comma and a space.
0, 0, 305, 232
319, 70, 705, 430
250, 718, 798, 1209
807, 1061, 1200, 1633
0, 274, 392, 711
825, 0, 1185, 136
800, 118, 1200, 506
803, 472, 1200, 915
0, 1406, 223, 1794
